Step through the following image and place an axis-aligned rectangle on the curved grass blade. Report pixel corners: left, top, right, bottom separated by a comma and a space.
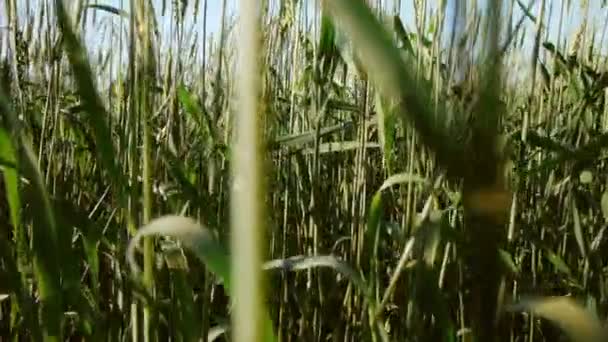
544, 248, 572, 277
378, 173, 428, 192
498, 249, 519, 275
263, 255, 387, 340
323, 0, 467, 181
208, 324, 230, 341
369, 173, 429, 306
263, 255, 366, 293
127, 216, 229, 288
126, 215, 277, 342
507, 296, 605, 342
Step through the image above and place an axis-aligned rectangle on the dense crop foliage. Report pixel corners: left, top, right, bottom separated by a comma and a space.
2, 0, 608, 341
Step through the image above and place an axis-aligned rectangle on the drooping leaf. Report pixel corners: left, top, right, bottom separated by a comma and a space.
323, 0, 466, 181
507, 296, 605, 342
263, 255, 366, 292
127, 216, 230, 289
544, 249, 572, 277
127, 215, 275, 341
379, 173, 428, 192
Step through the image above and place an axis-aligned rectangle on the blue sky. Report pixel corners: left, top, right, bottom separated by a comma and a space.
1, 1, 607, 73
1, 1, 604, 42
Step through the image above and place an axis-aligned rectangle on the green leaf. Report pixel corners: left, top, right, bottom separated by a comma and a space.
365, 173, 428, 270
544, 249, 572, 277
366, 191, 384, 296
128, 216, 230, 289
375, 92, 397, 172
323, 0, 466, 181
127, 215, 277, 342
498, 249, 519, 275
21, 142, 63, 341
54, 0, 125, 197
0, 129, 20, 236
367, 192, 384, 256
379, 173, 428, 192
318, 9, 339, 78
178, 85, 216, 142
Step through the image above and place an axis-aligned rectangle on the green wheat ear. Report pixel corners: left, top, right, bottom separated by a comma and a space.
507, 295, 605, 342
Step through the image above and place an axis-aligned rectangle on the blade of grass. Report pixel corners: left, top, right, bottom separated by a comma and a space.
323, 0, 467, 181
507, 296, 605, 342
53, 0, 126, 197
126, 215, 277, 341
0, 72, 63, 342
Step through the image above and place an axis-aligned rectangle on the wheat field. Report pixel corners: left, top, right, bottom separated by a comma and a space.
2, 0, 608, 341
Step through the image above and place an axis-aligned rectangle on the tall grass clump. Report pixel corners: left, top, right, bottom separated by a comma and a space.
3, 0, 608, 341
